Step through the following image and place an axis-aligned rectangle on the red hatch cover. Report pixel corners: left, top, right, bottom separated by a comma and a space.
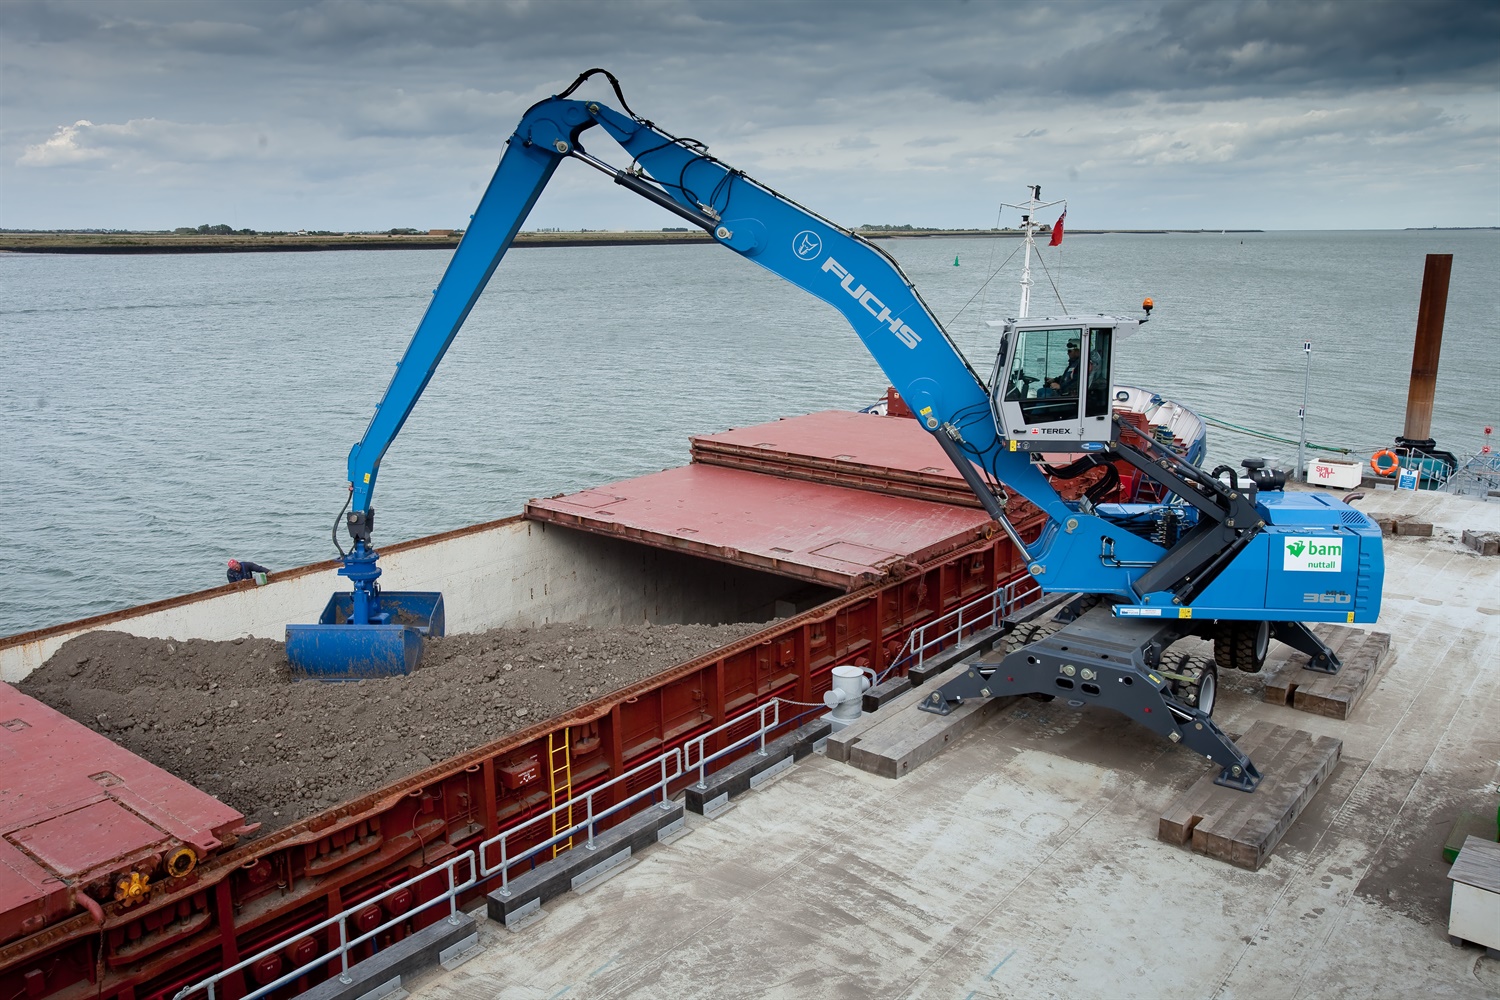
526, 463, 992, 590
10, 800, 167, 876
690, 410, 978, 507
0, 685, 249, 940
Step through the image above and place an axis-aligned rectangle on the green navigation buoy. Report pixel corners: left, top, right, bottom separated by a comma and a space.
953, 255, 960, 266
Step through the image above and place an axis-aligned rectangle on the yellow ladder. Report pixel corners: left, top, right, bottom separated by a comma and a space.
547, 729, 574, 857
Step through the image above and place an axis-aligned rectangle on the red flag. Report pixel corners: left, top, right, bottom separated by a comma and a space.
1049, 210, 1066, 246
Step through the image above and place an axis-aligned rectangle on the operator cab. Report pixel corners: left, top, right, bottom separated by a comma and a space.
989, 315, 1139, 451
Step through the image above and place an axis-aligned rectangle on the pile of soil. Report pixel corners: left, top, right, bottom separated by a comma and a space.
20, 621, 765, 835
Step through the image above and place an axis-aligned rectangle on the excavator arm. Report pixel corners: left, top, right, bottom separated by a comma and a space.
342, 71, 1166, 607
293, 71, 1385, 790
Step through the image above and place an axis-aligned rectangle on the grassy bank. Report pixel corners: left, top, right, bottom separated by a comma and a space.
0, 228, 1262, 255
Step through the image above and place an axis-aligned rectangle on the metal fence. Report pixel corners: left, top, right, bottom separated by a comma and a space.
683, 699, 781, 788
173, 851, 475, 999
172, 577, 1042, 1000
881, 576, 1040, 682
480, 746, 684, 898
173, 700, 786, 1000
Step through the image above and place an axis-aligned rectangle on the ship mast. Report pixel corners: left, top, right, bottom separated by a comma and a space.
1000, 185, 1065, 319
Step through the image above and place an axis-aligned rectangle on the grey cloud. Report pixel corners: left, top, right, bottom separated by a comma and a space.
1, 0, 1494, 231
929, 0, 1500, 102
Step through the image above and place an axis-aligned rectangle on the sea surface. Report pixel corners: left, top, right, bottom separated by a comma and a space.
2, 230, 1496, 635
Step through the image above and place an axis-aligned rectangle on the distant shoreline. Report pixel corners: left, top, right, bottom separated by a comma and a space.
0, 229, 1266, 255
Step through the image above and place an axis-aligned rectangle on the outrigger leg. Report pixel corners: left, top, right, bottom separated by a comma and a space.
919, 604, 1262, 791
1270, 621, 1343, 674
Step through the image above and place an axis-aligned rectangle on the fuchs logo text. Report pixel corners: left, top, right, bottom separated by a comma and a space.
820, 258, 922, 349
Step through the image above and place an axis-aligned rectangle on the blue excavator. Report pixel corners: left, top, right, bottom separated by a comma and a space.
286, 70, 1383, 791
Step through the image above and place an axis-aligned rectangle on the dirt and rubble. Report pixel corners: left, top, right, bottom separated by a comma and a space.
19, 620, 768, 835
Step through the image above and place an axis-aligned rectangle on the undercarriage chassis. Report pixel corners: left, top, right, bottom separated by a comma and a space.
916, 602, 1339, 792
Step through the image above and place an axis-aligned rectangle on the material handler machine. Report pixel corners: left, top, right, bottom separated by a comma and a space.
286, 71, 1384, 791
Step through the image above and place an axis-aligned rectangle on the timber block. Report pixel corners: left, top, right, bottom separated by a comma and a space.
683, 718, 829, 815
298, 912, 477, 1000
863, 674, 911, 711
487, 802, 684, 924
903, 593, 1075, 686
907, 625, 1002, 686
1462, 529, 1500, 556
827, 655, 1016, 778
1261, 624, 1393, 720
1396, 519, 1434, 537
1158, 720, 1341, 871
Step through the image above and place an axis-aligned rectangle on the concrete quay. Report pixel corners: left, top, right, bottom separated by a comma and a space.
396, 487, 1500, 999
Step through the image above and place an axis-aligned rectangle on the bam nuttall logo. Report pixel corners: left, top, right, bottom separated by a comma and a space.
1285, 536, 1342, 572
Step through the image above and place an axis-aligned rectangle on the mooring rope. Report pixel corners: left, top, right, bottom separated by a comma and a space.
1199, 414, 1352, 454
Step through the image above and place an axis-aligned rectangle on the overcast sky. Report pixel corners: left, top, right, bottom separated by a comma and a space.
3, 0, 1496, 232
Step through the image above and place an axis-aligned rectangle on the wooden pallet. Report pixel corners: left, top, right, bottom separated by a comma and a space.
1261, 625, 1393, 720
1158, 720, 1341, 871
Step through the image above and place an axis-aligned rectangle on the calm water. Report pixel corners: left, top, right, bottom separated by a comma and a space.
2, 231, 1496, 635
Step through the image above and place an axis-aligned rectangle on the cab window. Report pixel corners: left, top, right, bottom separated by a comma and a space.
1004, 327, 1082, 424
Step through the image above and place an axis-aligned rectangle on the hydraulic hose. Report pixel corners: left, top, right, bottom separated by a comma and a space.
332, 489, 352, 559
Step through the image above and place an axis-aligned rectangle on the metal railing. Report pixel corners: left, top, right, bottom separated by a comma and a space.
173, 851, 475, 1000
166, 684, 820, 999
479, 747, 684, 897
881, 576, 1040, 682
683, 699, 782, 788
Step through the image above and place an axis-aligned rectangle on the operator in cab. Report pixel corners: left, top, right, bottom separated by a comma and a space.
1046, 339, 1083, 396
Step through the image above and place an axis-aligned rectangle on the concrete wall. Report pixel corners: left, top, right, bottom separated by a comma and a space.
1, 517, 829, 683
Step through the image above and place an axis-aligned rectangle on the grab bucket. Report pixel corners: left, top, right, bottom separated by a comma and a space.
285, 591, 445, 680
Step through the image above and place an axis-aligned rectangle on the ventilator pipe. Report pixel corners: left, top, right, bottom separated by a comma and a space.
823, 665, 876, 723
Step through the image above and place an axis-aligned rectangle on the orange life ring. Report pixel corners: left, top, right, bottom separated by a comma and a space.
1370, 449, 1399, 477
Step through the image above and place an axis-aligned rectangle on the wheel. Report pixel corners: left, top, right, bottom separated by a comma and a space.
1215, 620, 1270, 673
1002, 621, 1061, 701
1165, 653, 1218, 716
1001, 620, 1062, 655
1196, 662, 1218, 716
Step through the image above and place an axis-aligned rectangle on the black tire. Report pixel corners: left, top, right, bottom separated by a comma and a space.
1004, 621, 1061, 701
1002, 620, 1062, 655
1165, 653, 1218, 716
1215, 620, 1270, 673
1196, 662, 1218, 716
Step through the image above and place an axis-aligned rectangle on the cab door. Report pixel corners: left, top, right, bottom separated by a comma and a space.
1082, 325, 1114, 439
